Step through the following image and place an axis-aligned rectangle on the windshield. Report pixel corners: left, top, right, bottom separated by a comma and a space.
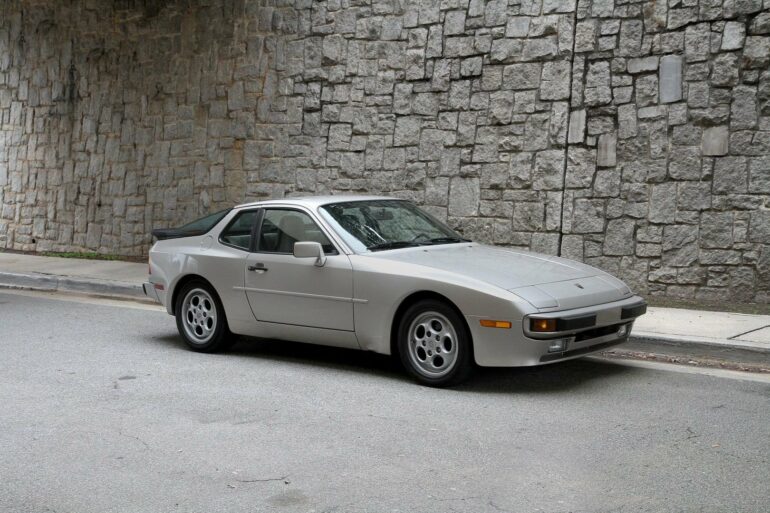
319, 200, 469, 252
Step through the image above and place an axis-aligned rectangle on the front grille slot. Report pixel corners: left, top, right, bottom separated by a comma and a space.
573, 322, 626, 342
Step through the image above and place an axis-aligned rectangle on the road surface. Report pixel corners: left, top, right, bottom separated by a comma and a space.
1, 290, 768, 513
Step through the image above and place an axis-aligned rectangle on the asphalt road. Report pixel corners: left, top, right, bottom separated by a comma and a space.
1, 290, 769, 513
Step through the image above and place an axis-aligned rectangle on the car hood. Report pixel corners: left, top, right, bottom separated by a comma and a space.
371, 243, 632, 310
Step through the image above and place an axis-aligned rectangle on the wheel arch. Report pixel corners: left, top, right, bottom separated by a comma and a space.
389, 290, 474, 358
169, 274, 218, 315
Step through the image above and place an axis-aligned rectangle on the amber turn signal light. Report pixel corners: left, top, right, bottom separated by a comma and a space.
530, 318, 557, 332
480, 319, 512, 329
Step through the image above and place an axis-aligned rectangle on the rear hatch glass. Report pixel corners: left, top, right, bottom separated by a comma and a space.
152, 208, 231, 240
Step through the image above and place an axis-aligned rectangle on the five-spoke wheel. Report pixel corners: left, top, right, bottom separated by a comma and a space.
407, 312, 458, 378
181, 288, 218, 344
398, 299, 473, 387
174, 280, 232, 352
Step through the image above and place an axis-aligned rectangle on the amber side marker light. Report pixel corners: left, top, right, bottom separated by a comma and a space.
480, 320, 512, 329
530, 318, 557, 332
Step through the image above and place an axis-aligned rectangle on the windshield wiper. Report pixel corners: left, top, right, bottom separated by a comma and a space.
423, 237, 471, 245
368, 241, 421, 251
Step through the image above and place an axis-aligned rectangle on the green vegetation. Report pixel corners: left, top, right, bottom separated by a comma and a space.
41, 251, 128, 262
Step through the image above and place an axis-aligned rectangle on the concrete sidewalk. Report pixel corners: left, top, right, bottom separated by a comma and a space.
0, 252, 147, 300
1, 251, 768, 355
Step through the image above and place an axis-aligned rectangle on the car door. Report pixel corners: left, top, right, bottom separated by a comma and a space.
244, 207, 355, 332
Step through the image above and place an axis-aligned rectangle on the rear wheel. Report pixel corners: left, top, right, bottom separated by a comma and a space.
175, 280, 233, 352
397, 299, 474, 387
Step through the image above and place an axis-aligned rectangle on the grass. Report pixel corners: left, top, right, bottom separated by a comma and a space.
40, 251, 139, 262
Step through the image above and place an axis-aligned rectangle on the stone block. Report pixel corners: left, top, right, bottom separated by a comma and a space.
618, 20, 643, 56
713, 157, 748, 194
731, 86, 758, 130
594, 169, 621, 197
701, 212, 734, 248
489, 91, 514, 125
618, 104, 638, 139
513, 202, 545, 231
635, 75, 659, 107
749, 211, 770, 243
685, 23, 710, 62
565, 147, 597, 188
448, 177, 480, 216
627, 57, 658, 74
533, 150, 565, 191
540, 61, 571, 100
394, 117, 420, 147
543, 0, 577, 14
659, 55, 682, 103
649, 183, 677, 223
668, 147, 701, 180
571, 199, 606, 233
662, 224, 699, 267
419, 129, 453, 161
460, 57, 483, 77
575, 21, 597, 53
722, 21, 746, 50
568, 109, 586, 144
748, 156, 770, 193
444, 10, 466, 36
502, 63, 541, 90
484, 0, 509, 26
604, 219, 636, 256
743, 37, 770, 69
750, 12, 770, 34
505, 17, 530, 38
597, 133, 617, 167
701, 126, 728, 156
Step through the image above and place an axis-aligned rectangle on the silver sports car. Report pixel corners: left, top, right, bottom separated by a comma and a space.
144, 196, 646, 386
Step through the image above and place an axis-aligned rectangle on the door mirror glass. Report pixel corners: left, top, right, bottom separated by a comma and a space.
293, 241, 326, 267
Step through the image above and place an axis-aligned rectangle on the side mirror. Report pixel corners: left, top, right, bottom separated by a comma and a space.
293, 241, 327, 267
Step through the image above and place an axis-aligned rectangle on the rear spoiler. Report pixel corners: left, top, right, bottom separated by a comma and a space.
151, 228, 206, 240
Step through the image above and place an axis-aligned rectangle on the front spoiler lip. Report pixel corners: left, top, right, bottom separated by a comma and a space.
539, 336, 628, 363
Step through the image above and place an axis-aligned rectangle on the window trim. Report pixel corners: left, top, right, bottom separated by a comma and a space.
217, 208, 262, 252
254, 207, 340, 256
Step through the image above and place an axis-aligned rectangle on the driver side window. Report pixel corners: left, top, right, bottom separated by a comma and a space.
258, 209, 336, 254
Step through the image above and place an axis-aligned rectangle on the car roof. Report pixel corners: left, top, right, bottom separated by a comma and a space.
234, 195, 400, 209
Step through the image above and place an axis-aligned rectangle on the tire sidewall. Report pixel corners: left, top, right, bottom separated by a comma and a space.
398, 299, 473, 387
175, 280, 230, 352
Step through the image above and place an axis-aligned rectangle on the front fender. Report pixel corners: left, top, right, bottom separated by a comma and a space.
349, 255, 536, 362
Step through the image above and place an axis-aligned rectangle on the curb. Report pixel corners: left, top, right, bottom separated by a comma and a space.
1, 270, 768, 362
0, 271, 145, 300
630, 331, 770, 354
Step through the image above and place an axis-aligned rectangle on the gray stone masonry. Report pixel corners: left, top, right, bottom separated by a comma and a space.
0, 0, 768, 303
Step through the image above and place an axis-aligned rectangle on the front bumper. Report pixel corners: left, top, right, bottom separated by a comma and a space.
469, 295, 646, 367
142, 282, 161, 303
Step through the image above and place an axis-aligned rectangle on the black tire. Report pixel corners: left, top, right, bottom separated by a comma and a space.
397, 299, 474, 387
174, 280, 233, 353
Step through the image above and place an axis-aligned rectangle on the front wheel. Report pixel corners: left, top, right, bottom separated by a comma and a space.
175, 280, 233, 352
397, 299, 474, 387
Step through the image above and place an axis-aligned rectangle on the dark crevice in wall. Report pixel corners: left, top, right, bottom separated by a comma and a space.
557, 3, 581, 258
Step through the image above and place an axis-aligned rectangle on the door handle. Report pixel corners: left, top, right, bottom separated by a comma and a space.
247, 264, 268, 273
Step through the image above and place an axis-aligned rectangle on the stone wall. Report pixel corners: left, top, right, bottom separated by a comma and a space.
559, 0, 770, 301
0, 0, 769, 303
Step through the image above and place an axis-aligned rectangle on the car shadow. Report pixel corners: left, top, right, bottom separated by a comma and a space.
153, 333, 637, 393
